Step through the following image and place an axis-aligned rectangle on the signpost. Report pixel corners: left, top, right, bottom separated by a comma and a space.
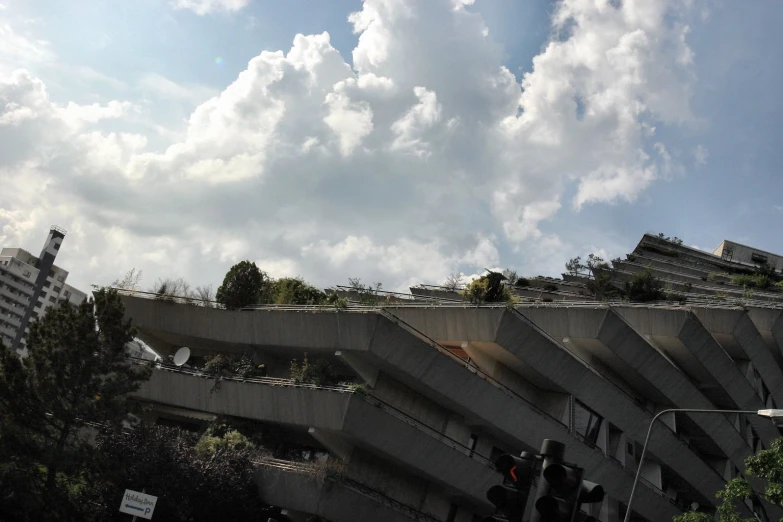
119, 489, 157, 520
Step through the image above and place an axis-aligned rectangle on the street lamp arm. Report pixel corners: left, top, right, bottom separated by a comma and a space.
623, 408, 760, 522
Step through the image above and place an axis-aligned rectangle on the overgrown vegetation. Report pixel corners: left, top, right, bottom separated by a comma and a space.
264, 277, 328, 305
461, 271, 513, 304
345, 278, 385, 305
655, 233, 684, 245
81, 424, 273, 522
624, 270, 666, 302
731, 274, 771, 289
202, 354, 266, 380
543, 282, 559, 292
289, 353, 347, 387
515, 277, 531, 288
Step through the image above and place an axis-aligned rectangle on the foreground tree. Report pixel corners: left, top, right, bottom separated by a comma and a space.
82, 424, 274, 522
216, 261, 265, 309
0, 288, 152, 521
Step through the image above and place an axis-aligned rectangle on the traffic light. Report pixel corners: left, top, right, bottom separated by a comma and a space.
484, 451, 537, 522
532, 440, 604, 522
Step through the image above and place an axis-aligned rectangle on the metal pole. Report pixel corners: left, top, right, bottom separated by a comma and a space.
623, 408, 758, 522
131, 488, 145, 522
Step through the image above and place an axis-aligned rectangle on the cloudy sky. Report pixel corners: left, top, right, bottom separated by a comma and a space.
1, 0, 781, 294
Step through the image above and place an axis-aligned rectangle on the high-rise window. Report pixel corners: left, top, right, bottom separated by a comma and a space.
574, 399, 603, 446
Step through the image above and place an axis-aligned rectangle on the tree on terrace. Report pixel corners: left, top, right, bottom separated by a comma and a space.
216, 260, 266, 310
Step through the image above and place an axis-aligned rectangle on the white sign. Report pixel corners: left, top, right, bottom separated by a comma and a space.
119, 489, 158, 520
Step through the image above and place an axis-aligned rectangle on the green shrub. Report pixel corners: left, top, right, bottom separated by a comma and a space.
196, 429, 254, 455
543, 283, 559, 291
515, 277, 531, 288
624, 270, 666, 302
731, 274, 771, 289
290, 353, 343, 386
683, 282, 693, 292
706, 273, 723, 281
462, 272, 511, 304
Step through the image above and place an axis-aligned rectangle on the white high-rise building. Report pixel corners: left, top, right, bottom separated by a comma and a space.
0, 226, 87, 354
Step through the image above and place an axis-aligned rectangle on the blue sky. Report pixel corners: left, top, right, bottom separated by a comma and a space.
0, 0, 781, 293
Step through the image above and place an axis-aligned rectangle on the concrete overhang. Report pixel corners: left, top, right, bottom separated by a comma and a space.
119, 296, 682, 521
692, 307, 783, 408
615, 307, 780, 445
130, 368, 496, 507
389, 306, 726, 508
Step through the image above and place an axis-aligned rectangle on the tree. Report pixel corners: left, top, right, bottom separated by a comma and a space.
624, 270, 666, 302
673, 437, 783, 522
346, 278, 383, 305
216, 261, 265, 310
501, 269, 519, 286
565, 256, 586, 276
0, 288, 152, 521
442, 272, 464, 292
462, 271, 511, 304
194, 284, 215, 306
112, 268, 143, 290
81, 424, 275, 522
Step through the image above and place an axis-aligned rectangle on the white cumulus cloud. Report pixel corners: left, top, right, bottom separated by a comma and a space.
0, 0, 702, 293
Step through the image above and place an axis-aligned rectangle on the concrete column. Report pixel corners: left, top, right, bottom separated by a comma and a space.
308, 427, 354, 462
335, 350, 379, 388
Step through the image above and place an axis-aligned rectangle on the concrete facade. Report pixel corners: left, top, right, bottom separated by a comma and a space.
116, 233, 783, 522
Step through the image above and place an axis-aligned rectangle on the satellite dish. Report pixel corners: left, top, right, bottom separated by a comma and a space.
173, 347, 191, 366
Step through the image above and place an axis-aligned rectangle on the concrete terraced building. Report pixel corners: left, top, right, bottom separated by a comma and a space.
0, 226, 87, 354
117, 233, 783, 522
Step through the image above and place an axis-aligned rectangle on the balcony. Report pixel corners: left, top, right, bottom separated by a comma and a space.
130, 361, 499, 508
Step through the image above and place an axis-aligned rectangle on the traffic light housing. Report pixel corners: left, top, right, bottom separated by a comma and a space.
484, 451, 536, 522
532, 440, 604, 522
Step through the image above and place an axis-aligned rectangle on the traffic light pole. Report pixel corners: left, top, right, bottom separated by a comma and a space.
623, 408, 765, 522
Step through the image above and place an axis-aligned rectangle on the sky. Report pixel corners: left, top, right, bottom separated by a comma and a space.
0, 0, 782, 294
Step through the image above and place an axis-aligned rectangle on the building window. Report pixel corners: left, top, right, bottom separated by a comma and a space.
23, 270, 30, 277
53, 286, 61, 294
627, 442, 634, 455
751, 253, 768, 264
57, 276, 65, 282
574, 400, 603, 446
48, 296, 56, 303
446, 504, 459, 522
467, 434, 478, 456
43, 281, 51, 288
64, 290, 71, 298
53, 243, 60, 250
